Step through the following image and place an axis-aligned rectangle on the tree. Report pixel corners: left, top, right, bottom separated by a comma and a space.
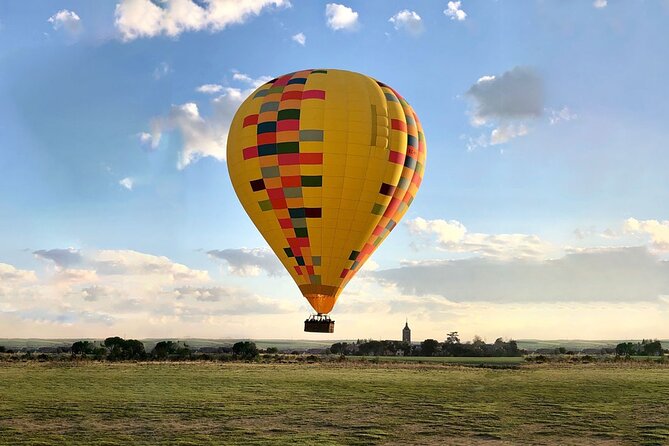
642, 340, 663, 356
233, 341, 259, 360
266, 347, 279, 354
103, 337, 146, 360
615, 342, 636, 357
421, 339, 440, 357
445, 332, 460, 344
104, 336, 125, 360
506, 340, 520, 357
330, 342, 348, 355
152, 341, 179, 359
123, 339, 146, 360
71, 341, 94, 356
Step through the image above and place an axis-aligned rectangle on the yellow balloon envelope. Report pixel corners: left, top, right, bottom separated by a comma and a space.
227, 69, 426, 315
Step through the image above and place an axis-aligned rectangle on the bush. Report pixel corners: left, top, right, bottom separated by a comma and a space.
233, 341, 259, 360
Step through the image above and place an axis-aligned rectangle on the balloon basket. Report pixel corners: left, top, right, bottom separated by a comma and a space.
304, 314, 335, 333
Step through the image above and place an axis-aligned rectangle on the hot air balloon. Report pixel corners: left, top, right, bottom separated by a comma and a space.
227, 69, 426, 333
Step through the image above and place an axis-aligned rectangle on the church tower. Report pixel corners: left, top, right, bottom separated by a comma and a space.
402, 319, 411, 344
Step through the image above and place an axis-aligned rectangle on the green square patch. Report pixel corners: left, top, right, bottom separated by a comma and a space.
371, 203, 384, 215
301, 176, 322, 187
294, 227, 308, 238
258, 200, 272, 211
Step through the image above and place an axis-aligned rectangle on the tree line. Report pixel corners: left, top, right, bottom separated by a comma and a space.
615, 339, 663, 357
330, 332, 521, 357
0, 338, 262, 361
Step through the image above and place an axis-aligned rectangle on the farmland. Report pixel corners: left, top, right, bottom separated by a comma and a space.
1, 361, 668, 445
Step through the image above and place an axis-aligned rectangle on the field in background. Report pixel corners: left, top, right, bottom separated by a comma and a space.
352, 356, 525, 365
1, 362, 668, 445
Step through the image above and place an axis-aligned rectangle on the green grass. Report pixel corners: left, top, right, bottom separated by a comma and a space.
1, 362, 669, 445
350, 355, 525, 365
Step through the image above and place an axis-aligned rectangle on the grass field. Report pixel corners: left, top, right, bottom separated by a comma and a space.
1, 362, 669, 445
350, 355, 525, 365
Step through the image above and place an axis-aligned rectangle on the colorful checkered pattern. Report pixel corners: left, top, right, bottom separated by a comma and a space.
227, 69, 426, 314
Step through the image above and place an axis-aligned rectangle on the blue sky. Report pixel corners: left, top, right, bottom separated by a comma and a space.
1, 0, 668, 340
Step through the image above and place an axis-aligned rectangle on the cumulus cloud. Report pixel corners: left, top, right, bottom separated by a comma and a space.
444, 1, 467, 21
624, 218, 669, 252
48, 9, 82, 34
231, 72, 273, 88
196, 84, 223, 94
119, 177, 134, 190
464, 66, 543, 146
325, 3, 359, 31
389, 10, 423, 36
14, 309, 115, 326
147, 72, 269, 169
157, 102, 228, 168
373, 247, 669, 303
33, 248, 83, 268
593, 0, 607, 8
92, 250, 209, 282
467, 66, 543, 125
173, 286, 288, 314
292, 32, 306, 46
55, 268, 99, 284
407, 217, 555, 260
114, 0, 290, 41
79, 285, 120, 302
208, 248, 284, 276
490, 123, 529, 145
0, 263, 37, 283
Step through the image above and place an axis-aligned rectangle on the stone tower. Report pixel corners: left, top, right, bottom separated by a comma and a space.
402, 319, 411, 344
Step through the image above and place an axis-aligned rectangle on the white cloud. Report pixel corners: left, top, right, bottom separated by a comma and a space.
153, 61, 171, 80
114, 0, 290, 41
48, 9, 82, 34
465, 66, 543, 145
389, 10, 423, 36
292, 32, 306, 46
196, 84, 223, 94
407, 217, 555, 260
0, 263, 37, 283
55, 268, 99, 284
119, 177, 134, 190
624, 218, 669, 252
232, 72, 273, 88
462, 133, 489, 152
325, 3, 359, 31
80, 285, 120, 302
208, 248, 284, 276
138, 132, 153, 144
151, 102, 228, 169
92, 250, 210, 282
444, 1, 467, 21
408, 218, 467, 245
593, 0, 607, 8
373, 247, 669, 303
147, 72, 269, 169
548, 106, 577, 125
467, 66, 543, 125
490, 123, 528, 145
173, 286, 289, 314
